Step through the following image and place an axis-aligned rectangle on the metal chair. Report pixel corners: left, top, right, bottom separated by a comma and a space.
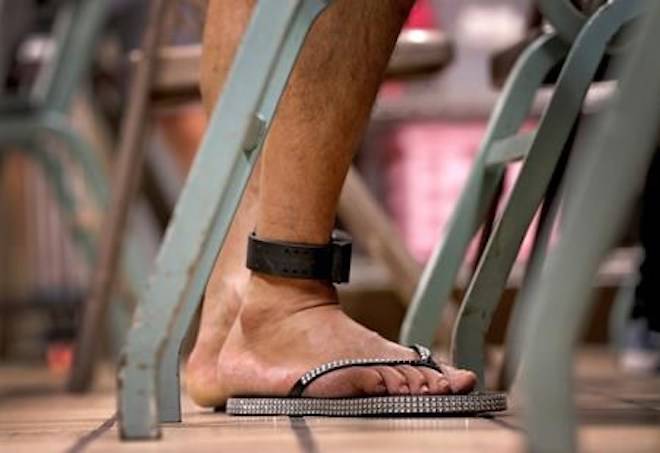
519, 2, 660, 450
0, 0, 150, 377
400, 0, 645, 387
0, 0, 111, 260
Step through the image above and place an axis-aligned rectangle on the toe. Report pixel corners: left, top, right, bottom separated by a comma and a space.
449, 369, 477, 393
396, 365, 428, 394
418, 367, 451, 395
375, 366, 410, 394
439, 364, 478, 394
354, 367, 388, 395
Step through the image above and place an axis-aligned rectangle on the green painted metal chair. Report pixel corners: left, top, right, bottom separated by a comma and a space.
400, 0, 646, 388
0, 1, 149, 359
518, 2, 660, 450
0, 0, 111, 263
118, 0, 332, 440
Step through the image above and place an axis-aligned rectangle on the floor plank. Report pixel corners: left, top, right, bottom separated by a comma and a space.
0, 348, 658, 453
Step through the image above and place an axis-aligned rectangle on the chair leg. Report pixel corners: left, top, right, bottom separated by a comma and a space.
496, 120, 576, 391
451, 0, 642, 385
117, 0, 329, 440
399, 33, 568, 347
156, 1, 331, 422
0, 115, 152, 293
68, 0, 175, 394
520, 3, 660, 450
0, 116, 109, 207
38, 113, 110, 207
337, 166, 422, 303
27, 143, 96, 265
608, 263, 640, 352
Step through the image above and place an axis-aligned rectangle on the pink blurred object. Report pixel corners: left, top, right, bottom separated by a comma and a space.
405, 0, 438, 29
383, 121, 540, 265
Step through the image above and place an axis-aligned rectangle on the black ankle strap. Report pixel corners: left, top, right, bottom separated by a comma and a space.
246, 230, 352, 283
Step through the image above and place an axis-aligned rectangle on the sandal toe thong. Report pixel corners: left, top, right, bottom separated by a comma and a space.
226, 345, 507, 417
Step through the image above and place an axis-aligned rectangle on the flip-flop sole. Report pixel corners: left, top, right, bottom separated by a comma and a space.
226, 392, 506, 416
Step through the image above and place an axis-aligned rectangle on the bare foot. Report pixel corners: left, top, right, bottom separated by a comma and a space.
198, 275, 477, 407
186, 170, 259, 406
186, 278, 243, 406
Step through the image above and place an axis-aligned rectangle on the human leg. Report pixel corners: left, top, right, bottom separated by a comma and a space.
189, 0, 476, 407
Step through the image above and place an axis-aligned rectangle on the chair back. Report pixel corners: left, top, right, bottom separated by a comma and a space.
537, 0, 606, 44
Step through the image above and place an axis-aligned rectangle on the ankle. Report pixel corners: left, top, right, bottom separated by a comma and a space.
239, 273, 338, 333
205, 273, 248, 301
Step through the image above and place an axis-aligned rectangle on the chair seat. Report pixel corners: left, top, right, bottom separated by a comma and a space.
131, 29, 454, 101
387, 29, 453, 78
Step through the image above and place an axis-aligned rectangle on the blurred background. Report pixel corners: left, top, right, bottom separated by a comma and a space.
0, 0, 649, 387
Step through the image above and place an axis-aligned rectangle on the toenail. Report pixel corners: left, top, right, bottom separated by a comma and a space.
420, 384, 429, 394
399, 385, 410, 394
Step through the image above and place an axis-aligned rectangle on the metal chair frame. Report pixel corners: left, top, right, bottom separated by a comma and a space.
0, 0, 149, 367
520, 2, 660, 450
117, 0, 331, 440
401, 0, 645, 386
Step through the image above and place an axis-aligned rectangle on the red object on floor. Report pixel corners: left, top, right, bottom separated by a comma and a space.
47, 342, 74, 376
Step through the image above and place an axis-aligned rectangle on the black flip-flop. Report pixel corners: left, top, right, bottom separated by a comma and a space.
226, 345, 506, 416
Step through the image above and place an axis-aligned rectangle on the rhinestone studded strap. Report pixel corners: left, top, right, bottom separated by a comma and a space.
288, 345, 440, 397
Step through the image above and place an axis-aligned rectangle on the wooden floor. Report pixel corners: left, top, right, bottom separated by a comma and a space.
1, 348, 658, 453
